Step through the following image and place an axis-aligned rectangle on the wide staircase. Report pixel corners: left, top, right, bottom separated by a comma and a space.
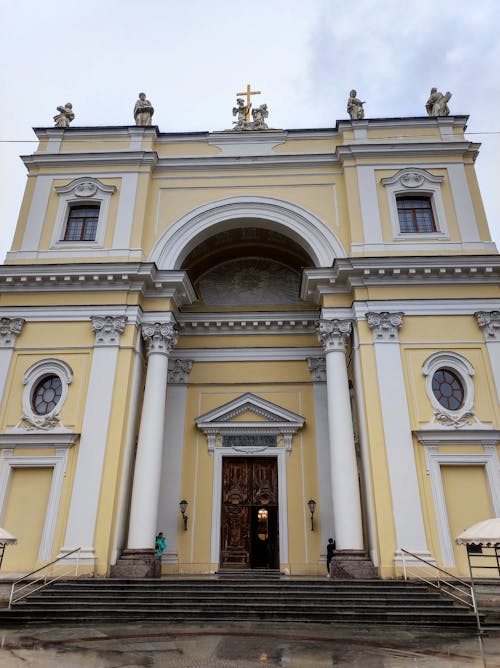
0, 573, 481, 627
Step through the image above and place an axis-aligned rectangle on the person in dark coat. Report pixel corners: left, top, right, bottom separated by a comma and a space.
326, 537, 336, 577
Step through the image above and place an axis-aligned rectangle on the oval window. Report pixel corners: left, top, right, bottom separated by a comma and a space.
32, 375, 63, 415
431, 369, 464, 411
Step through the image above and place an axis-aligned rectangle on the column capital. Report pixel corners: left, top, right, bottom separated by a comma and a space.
0, 317, 25, 348
316, 319, 352, 352
141, 322, 178, 355
91, 315, 127, 346
367, 311, 403, 341
475, 311, 500, 342
168, 359, 193, 383
307, 356, 326, 381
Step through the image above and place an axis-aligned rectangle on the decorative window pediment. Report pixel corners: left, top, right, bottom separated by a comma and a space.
381, 168, 448, 240
196, 392, 305, 453
52, 177, 116, 249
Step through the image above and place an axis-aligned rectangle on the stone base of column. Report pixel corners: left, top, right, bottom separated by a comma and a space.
110, 549, 161, 578
330, 550, 377, 579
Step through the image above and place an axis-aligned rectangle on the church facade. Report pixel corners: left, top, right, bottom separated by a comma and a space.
0, 112, 499, 578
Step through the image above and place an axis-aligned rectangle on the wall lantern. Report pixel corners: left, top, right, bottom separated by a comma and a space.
307, 499, 316, 531
179, 499, 189, 531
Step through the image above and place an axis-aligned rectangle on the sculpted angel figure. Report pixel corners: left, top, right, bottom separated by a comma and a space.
432, 91, 452, 117
347, 90, 365, 120
426, 88, 452, 116
53, 102, 75, 127
425, 87, 440, 116
251, 103, 269, 130
232, 97, 249, 131
134, 92, 154, 125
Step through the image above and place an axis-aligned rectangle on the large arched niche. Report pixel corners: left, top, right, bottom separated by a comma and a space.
149, 196, 346, 271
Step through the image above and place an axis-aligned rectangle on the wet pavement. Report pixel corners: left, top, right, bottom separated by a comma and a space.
0, 622, 498, 667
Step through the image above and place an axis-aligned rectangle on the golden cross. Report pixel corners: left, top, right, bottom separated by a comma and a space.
236, 83, 261, 122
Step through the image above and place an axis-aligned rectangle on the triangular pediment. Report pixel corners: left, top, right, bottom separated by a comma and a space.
196, 392, 304, 428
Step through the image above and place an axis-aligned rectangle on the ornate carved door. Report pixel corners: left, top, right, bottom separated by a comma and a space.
220, 457, 278, 569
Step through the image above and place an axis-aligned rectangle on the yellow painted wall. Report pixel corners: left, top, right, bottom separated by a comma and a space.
441, 465, 494, 575
1, 467, 53, 572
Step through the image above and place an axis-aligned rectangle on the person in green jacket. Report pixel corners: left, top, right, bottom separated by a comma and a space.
155, 531, 167, 557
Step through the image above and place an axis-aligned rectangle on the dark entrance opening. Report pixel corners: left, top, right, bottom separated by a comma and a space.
220, 457, 279, 569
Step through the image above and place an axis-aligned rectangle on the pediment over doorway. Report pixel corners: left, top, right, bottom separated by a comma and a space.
195, 392, 305, 453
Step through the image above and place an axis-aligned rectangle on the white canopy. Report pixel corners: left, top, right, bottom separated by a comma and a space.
0, 528, 17, 545
456, 518, 500, 546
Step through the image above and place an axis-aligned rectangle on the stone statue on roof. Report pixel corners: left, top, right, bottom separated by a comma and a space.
232, 98, 249, 131
251, 104, 269, 130
53, 102, 75, 128
426, 88, 452, 117
134, 92, 154, 125
347, 90, 365, 120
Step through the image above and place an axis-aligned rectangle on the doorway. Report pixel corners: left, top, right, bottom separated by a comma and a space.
220, 457, 279, 569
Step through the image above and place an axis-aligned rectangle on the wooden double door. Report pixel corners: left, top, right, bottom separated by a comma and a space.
220, 457, 279, 569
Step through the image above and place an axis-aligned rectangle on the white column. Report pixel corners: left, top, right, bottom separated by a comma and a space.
62, 316, 126, 563
0, 318, 25, 406
127, 322, 177, 550
157, 359, 193, 565
366, 312, 432, 565
316, 320, 364, 550
475, 311, 500, 404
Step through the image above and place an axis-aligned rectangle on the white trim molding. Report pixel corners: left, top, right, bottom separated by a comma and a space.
416, 430, 500, 566
51, 177, 117, 250
381, 168, 448, 241
196, 392, 305, 454
421, 351, 478, 429
0, 435, 77, 561
149, 196, 346, 270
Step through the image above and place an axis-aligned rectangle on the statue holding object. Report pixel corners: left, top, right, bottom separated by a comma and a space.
426, 88, 452, 117
232, 97, 249, 131
53, 102, 75, 128
134, 92, 154, 125
347, 89, 365, 120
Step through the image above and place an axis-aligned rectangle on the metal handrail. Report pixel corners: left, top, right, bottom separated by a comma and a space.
401, 547, 482, 633
8, 547, 81, 609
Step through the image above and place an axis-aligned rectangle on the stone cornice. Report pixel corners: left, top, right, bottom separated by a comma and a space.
301, 255, 500, 302
177, 311, 318, 335
336, 141, 479, 163
0, 263, 196, 307
22, 150, 158, 170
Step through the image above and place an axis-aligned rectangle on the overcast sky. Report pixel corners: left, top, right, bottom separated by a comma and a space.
1, 0, 499, 261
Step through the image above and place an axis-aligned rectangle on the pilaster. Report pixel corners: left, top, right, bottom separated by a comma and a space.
158, 358, 194, 568
61, 316, 127, 565
366, 311, 433, 566
475, 311, 500, 405
0, 318, 25, 410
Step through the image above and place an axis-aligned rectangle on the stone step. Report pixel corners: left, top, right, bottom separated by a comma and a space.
0, 577, 480, 628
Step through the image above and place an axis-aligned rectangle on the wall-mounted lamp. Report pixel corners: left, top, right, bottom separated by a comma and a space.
179, 499, 189, 531
307, 499, 316, 531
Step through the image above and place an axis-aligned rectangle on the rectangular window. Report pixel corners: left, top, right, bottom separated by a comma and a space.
63, 205, 100, 241
397, 196, 436, 233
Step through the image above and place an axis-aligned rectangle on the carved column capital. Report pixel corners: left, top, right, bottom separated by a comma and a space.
141, 322, 178, 355
316, 319, 352, 352
367, 312, 404, 341
475, 311, 500, 342
91, 315, 127, 346
307, 357, 326, 381
168, 359, 193, 383
0, 317, 26, 348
